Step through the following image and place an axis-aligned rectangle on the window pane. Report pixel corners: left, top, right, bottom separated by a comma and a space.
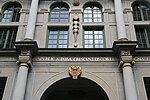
84, 30, 104, 48
50, 6, 69, 23
132, 4, 150, 21
84, 6, 102, 22
135, 27, 150, 48
0, 28, 17, 48
47, 29, 68, 48
2, 4, 21, 22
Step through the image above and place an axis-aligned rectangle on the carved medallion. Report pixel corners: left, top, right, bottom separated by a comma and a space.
68, 66, 82, 79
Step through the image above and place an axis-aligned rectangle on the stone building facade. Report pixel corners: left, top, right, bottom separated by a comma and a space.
0, 0, 150, 100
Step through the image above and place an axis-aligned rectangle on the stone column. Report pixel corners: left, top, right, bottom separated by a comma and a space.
24, 0, 39, 40
120, 50, 138, 100
12, 50, 31, 100
114, 0, 128, 40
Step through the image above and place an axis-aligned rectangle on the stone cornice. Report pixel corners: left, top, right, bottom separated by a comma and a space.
0, 48, 150, 57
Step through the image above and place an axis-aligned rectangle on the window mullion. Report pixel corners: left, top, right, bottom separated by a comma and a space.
59, 7, 61, 22
3, 30, 10, 48
139, 5, 145, 21
11, 7, 14, 22
92, 7, 94, 22
144, 28, 150, 47
93, 30, 95, 48
57, 30, 60, 48
0, 31, 4, 48
9, 30, 14, 48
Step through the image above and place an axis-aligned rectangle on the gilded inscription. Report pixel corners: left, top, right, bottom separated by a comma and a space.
34, 57, 115, 62
32, 57, 148, 62
133, 57, 145, 61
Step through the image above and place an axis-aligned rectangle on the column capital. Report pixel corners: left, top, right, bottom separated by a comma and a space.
16, 50, 32, 68
113, 41, 137, 68
119, 50, 135, 68
113, 41, 137, 55
14, 41, 38, 68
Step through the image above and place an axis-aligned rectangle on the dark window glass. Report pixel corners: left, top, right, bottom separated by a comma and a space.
132, 4, 150, 21
50, 6, 69, 23
135, 27, 150, 48
84, 6, 102, 22
2, 4, 21, 22
84, 29, 104, 48
0, 77, 7, 100
47, 29, 68, 48
0, 28, 17, 48
144, 77, 150, 100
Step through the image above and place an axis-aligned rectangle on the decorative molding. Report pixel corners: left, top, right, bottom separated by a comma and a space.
123, 7, 133, 13
39, 8, 49, 13
68, 66, 82, 79
20, 8, 29, 13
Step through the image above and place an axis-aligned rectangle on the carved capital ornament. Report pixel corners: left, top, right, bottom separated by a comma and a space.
68, 66, 82, 79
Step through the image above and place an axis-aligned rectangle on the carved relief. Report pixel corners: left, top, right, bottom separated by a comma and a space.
73, 0, 79, 6
121, 50, 131, 56
17, 50, 32, 68
120, 50, 135, 68
68, 66, 82, 79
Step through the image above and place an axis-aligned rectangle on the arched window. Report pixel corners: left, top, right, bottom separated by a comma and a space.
132, 2, 150, 21
83, 5, 102, 22
83, 3, 104, 48
1, 2, 21, 22
47, 3, 69, 48
50, 4, 69, 23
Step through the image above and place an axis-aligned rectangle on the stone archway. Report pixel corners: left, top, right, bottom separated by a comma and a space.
40, 77, 109, 100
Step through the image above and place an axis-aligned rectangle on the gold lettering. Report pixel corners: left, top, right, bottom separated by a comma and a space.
134, 57, 145, 61
34, 57, 116, 61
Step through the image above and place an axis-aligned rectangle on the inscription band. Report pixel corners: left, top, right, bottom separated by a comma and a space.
33, 57, 115, 62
